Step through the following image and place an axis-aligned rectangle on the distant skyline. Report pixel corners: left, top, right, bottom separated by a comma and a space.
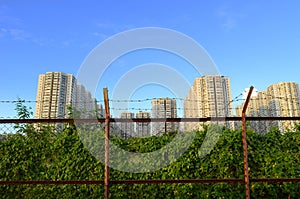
1, 1, 300, 118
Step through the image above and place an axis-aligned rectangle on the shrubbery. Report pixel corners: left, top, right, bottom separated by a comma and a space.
0, 102, 299, 198
0, 124, 299, 198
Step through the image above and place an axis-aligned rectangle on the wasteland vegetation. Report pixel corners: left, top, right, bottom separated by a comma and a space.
0, 101, 299, 198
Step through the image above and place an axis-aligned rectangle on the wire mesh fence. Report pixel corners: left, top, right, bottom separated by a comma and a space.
0, 123, 16, 134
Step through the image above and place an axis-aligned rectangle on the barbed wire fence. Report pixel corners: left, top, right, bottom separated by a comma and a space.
1, 92, 300, 134
0, 92, 250, 137
0, 87, 300, 199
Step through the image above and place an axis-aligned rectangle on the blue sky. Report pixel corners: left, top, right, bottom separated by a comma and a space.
0, 0, 300, 118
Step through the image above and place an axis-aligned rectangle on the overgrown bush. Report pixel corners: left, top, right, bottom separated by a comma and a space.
0, 102, 299, 198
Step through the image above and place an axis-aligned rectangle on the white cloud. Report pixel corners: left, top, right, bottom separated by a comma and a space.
92, 32, 109, 40
91, 22, 136, 43
0, 27, 30, 40
8, 28, 29, 40
222, 16, 236, 30
95, 21, 135, 34
96, 22, 115, 29
216, 5, 241, 31
0, 26, 57, 47
0, 6, 30, 41
0, 5, 23, 27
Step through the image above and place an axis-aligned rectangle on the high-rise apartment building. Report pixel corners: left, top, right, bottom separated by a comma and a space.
34, 72, 76, 119
152, 98, 178, 135
75, 84, 97, 118
35, 72, 97, 120
236, 91, 271, 133
96, 103, 105, 118
235, 82, 300, 133
136, 111, 151, 137
119, 112, 135, 138
184, 75, 232, 131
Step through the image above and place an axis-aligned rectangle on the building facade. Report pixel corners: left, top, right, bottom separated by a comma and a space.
119, 112, 135, 138
34, 72, 76, 119
235, 82, 300, 134
152, 98, 178, 135
184, 75, 233, 131
235, 91, 271, 134
96, 103, 105, 118
136, 111, 151, 137
35, 72, 97, 119
75, 84, 97, 118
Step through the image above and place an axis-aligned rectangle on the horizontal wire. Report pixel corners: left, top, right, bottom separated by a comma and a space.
2, 104, 300, 112
1, 94, 299, 104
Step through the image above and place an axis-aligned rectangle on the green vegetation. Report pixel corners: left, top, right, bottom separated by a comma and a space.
0, 103, 299, 198
1, 125, 299, 198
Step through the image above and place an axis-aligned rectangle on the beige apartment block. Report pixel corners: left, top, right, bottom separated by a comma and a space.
34, 72, 76, 119
236, 91, 272, 133
152, 98, 178, 135
184, 75, 233, 131
267, 82, 300, 132
235, 82, 300, 134
119, 112, 135, 138
34, 72, 97, 120
75, 84, 97, 118
136, 111, 151, 137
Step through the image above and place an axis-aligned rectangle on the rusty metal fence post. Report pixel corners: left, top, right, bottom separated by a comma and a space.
103, 88, 110, 199
242, 86, 254, 199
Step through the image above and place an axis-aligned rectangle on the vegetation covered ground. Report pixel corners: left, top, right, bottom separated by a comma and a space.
0, 102, 299, 198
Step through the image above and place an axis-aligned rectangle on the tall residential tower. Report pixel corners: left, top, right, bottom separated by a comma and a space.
236, 82, 300, 133
34, 72, 97, 119
119, 112, 135, 138
136, 111, 151, 137
184, 75, 232, 131
152, 98, 178, 135
34, 72, 76, 119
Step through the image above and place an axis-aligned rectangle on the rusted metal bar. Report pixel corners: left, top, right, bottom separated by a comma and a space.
242, 116, 300, 121
110, 178, 244, 184
242, 86, 254, 199
0, 180, 105, 185
0, 179, 244, 185
103, 88, 110, 199
0, 119, 105, 124
250, 178, 300, 183
1, 178, 299, 185
111, 178, 300, 184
